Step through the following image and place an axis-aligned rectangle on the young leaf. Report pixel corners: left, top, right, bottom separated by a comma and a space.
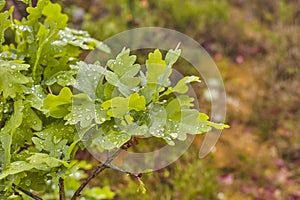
165, 44, 181, 66
146, 49, 167, 85
129, 93, 146, 111
43, 87, 72, 118
42, 2, 68, 29
172, 75, 201, 94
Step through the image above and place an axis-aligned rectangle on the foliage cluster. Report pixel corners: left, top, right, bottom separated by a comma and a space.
0, 0, 228, 199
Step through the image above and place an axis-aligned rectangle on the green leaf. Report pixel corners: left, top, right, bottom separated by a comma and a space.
177, 109, 200, 136
92, 130, 131, 150
107, 48, 139, 77
0, 100, 24, 168
96, 42, 111, 54
42, 2, 68, 29
102, 97, 129, 118
148, 104, 167, 137
32, 122, 75, 159
0, 10, 10, 47
56, 27, 100, 50
129, 93, 146, 111
165, 44, 181, 66
0, 60, 31, 99
32, 136, 68, 159
146, 49, 167, 84
43, 87, 72, 118
74, 61, 106, 99
207, 121, 230, 129
172, 76, 201, 94
29, 153, 69, 167
45, 70, 77, 87
124, 124, 148, 136
0, 161, 33, 180
107, 48, 141, 95
23, 106, 42, 131
0, 0, 5, 11
65, 93, 95, 128
102, 93, 146, 119
25, 85, 47, 110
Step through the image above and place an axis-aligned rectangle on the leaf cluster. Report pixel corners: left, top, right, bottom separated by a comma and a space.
0, 0, 228, 198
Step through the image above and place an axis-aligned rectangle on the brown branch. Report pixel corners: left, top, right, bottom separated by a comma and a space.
12, 184, 43, 200
70, 148, 123, 200
59, 177, 66, 200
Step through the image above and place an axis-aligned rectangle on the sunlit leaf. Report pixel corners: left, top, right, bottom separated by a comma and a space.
43, 87, 72, 118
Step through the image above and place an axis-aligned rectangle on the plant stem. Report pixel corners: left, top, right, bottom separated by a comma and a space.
12, 184, 43, 200
70, 148, 123, 200
59, 177, 66, 200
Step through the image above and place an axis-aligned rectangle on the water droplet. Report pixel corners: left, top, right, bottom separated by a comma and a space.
85, 116, 91, 121
11, 65, 16, 69
170, 133, 178, 138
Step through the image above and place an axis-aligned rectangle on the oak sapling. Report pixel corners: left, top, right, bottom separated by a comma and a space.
0, 0, 229, 199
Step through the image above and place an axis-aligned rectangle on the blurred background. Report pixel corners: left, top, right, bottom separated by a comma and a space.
11, 0, 300, 199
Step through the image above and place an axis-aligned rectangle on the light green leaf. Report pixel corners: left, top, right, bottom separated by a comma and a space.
177, 109, 200, 136
146, 49, 167, 84
42, 2, 68, 29
102, 97, 129, 118
108, 48, 139, 77
56, 27, 100, 50
172, 75, 201, 94
129, 93, 146, 111
165, 44, 181, 66
208, 121, 230, 129
43, 87, 72, 118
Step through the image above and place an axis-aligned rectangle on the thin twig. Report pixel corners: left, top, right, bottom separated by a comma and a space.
47, 86, 53, 94
59, 177, 66, 200
70, 148, 123, 200
12, 184, 43, 200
